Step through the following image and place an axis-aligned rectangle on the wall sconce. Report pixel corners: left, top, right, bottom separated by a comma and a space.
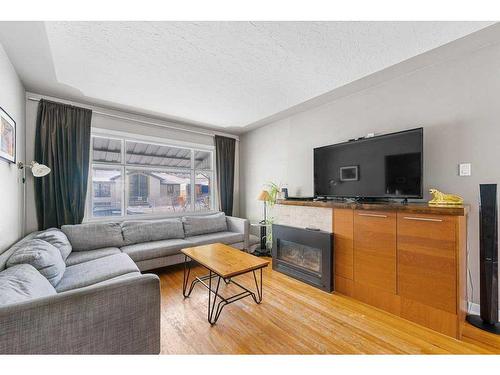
18, 161, 51, 182
18, 161, 51, 235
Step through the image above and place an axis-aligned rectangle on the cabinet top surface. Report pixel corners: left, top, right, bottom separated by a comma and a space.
276, 199, 468, 216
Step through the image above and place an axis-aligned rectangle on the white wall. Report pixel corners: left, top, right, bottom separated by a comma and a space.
0, 44, 25, 252
240, 38, 500, 305
24, 94, 240, 232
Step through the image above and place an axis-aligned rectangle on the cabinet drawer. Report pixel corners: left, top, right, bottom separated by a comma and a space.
354, 210, 397, 293
397, 213, 457, 313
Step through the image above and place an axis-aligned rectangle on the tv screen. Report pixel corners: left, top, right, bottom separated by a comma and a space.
313, 128, 423, 199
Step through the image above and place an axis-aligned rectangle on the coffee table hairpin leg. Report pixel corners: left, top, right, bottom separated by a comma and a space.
182, 255, 194, 297
182, 255, 264, 324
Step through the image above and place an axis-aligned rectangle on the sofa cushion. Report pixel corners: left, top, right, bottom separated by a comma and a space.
65, 247, 121, 266
120, 239, 192, 262
134, 254, 185, 272
0, 264, 56, 306
186, 231, 244, 246
121, 218, 184, 245
182, 212, 227, 237
0, 232, 38, 272
34, 228, 72, 261
55, 253, 139, 292
86, 271, 142, 288
61, 222, 124, 251
6, 239, 66, 287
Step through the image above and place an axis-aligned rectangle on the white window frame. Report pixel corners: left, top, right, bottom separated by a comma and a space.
85, 128, 216, 222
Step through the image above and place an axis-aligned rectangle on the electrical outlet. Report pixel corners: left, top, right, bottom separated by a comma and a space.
459, 163, 471, 177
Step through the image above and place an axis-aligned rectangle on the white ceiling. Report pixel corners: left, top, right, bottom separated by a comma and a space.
0, 21, 494, 131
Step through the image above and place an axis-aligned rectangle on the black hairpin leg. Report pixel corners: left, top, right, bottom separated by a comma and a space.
184, 262, 220, 299
208, 270, 223, 324
182, 255, 191, 297
252, 268, 263, 303
207, 274, 252, 325
182, 257, 266, 324
183, 255, 210, 298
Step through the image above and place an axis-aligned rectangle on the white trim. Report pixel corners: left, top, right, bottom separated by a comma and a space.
92, 127, 215, 151
84, 210, 219, 223
211, 150, 216, 213
26, 91, 239, 141
190, 152, 196, 210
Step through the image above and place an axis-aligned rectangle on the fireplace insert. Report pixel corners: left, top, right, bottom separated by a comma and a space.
272, 224, 333, 292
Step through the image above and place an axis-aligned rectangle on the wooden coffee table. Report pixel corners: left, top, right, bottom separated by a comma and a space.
181, 243, 270, 324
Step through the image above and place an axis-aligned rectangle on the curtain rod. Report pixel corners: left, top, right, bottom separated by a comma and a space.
27, 96, 240, 141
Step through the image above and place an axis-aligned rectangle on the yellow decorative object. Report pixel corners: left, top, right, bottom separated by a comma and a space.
428, 188, 464, 206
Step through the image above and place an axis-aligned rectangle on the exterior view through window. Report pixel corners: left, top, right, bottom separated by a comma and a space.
90, 134, 214, 218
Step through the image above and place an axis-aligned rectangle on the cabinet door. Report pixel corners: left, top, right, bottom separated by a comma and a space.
397, 213, 457, 314
333, 209, 354, 280
354, 210, 397, 293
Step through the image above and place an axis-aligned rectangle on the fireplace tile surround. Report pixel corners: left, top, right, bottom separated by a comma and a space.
269, 204, 332, 232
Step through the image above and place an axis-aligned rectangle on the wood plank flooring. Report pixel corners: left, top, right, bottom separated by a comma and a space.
155, 259, 500, 354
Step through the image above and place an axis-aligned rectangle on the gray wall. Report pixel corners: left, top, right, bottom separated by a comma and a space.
0, 44, 25, 252
240, 37, 500, 305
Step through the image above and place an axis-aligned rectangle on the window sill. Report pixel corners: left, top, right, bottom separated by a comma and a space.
83, 210, 219, 223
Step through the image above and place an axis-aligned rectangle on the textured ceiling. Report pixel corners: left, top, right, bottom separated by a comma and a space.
0, 21, 494, 130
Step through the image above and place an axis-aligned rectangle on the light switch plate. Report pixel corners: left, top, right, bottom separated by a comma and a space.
459, 163, 471, 176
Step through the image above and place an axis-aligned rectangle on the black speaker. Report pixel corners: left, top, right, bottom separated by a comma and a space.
466, 184, 500, 334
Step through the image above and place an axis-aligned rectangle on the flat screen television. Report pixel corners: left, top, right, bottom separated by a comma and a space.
313, 128, 423, 199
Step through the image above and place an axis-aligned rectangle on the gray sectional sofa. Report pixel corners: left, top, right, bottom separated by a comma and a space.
0, 212, 250, 354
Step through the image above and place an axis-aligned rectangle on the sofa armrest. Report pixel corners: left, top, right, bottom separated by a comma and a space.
226, 216, 250, 250
0, 273, 160, 354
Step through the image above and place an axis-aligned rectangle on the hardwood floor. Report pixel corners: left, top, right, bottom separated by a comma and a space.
155, 258, 500, 354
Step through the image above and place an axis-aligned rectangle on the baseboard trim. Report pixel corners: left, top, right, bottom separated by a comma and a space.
468, 302, 500, 317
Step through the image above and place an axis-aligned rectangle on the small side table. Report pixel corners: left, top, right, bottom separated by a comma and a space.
250, 222, 271, 257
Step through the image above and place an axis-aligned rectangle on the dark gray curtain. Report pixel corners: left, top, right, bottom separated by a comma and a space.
34, 99, 92, 230
215, 135, 236, 216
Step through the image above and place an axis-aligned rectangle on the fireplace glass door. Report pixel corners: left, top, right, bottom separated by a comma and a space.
272, 224, 333, 292
277, 240, 322, 275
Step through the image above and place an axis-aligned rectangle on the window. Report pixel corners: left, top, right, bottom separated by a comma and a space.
91, 166, 123, 217
126, 169, 192, 215
89, 133, 214, 219
128, 173, 149, 202
94, 183, 111, 198
194, 150, 213, 211
195, 171, 212, 211
92, 137, 122, 163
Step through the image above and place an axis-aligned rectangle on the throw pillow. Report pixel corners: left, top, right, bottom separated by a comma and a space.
34, 228, 72, 261
7, 239, 66, 287
0, 264, 56, 306
121, 218, 185, 245
61, 222, 124, 251
182, 212, 227, 237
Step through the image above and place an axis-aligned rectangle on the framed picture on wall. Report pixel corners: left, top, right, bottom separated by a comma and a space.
0, 106, 16, 164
